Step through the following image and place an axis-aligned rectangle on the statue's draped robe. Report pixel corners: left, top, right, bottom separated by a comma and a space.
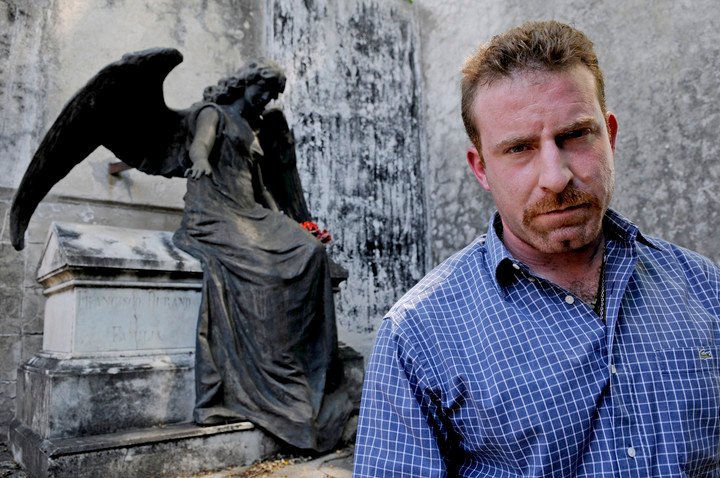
173, 103, 351, 452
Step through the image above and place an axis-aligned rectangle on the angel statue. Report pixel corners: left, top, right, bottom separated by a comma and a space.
9, 48, 352, 453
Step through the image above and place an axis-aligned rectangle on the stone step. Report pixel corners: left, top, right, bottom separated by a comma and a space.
9, 420, 280, 478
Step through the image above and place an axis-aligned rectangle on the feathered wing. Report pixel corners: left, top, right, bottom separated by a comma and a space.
257, 108, 312, 223
10, 47, 191, 250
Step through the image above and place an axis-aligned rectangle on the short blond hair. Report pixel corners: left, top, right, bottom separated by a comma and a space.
461, 20, 606, 150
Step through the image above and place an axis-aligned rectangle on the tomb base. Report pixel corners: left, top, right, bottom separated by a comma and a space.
10, 344, 363, 478
8, 222, 362, 477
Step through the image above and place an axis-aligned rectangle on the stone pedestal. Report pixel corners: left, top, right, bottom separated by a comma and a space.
8, 222, 363, 478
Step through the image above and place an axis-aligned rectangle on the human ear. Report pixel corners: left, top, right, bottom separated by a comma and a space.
467, 146, 491, 191
606, 112, 618, 151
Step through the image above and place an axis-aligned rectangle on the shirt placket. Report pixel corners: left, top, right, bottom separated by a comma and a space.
511, 258, 613, 476
604, 239, 648, 477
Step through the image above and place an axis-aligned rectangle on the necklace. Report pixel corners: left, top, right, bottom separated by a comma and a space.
593, 252, 607, 319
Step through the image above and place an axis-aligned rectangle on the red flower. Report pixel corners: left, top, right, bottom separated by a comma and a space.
301, 221, 332, 244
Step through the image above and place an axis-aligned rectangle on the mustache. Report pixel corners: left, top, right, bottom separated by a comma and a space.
523, 186, 601, 222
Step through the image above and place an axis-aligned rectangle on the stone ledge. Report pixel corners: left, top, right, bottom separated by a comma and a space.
9, 420, 280, 478
37, 222, 201, 288
41, 421, 256, 456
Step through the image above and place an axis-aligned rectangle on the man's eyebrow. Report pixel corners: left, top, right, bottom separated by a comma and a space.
557, 117, 601, 135
492, 134, 536, 153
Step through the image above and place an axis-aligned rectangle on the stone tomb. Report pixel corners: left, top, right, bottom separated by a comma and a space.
8, 222, 362, 477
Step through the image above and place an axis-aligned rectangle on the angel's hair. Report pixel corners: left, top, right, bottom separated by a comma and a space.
203, 59, 287, 104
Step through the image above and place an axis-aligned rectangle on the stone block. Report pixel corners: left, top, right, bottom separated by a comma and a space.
0, 335, 21, 382
0, 381, 17, 425
36, 222, 201, 356
21, 334, 42, 361
21, 286, 44, 335
16, 353, 194, 439
36, 222, 200, 280
0, 195, 10, 246
0, 198, 8, 237
0, 286, 22, 334
42, 287, 199, 355
0, 243, 24, 288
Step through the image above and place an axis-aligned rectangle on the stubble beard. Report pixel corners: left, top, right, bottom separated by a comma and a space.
521, 185, 606, 254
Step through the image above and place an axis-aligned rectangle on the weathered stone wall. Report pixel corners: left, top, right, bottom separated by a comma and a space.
416, 0, 720, 265
265, 0, 426, 356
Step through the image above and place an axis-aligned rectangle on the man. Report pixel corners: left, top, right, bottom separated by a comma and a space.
354, 20, 719, 477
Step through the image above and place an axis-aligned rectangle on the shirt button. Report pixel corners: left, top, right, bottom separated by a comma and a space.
627, 446, 636, 458
528, 277, 536, 282
512, 263, 520, 270
611, 364, 617, 374
565, 295, 575, 305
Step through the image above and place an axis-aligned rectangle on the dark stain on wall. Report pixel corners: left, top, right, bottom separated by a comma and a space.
269, 0, 426, 339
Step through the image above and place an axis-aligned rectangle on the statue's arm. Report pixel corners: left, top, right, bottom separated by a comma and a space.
185, 107, 219, 179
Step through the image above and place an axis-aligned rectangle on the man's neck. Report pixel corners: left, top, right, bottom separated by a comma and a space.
502, 228, 606, 304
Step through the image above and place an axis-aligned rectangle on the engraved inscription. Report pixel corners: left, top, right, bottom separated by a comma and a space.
75, 289, 200, 352
80, 294, 196, 311
81, 295, 145, 309
111, 325, 163, 344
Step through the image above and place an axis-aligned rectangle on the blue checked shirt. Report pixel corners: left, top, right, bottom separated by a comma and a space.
354, 209, 720, 477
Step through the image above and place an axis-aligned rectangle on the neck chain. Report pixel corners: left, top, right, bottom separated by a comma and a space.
593, 252, 607, 320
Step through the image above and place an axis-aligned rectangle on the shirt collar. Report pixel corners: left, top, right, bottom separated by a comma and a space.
603, 208, 661, 250
483, 208, 659, 292
482, 213, 520, 292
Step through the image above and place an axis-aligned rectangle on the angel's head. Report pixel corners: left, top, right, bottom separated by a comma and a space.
204, 60, 286, 112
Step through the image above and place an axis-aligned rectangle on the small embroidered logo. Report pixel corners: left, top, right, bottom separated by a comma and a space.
698, 348, 713, 360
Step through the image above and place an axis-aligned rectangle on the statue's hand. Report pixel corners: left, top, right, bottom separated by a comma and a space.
185, 159, 213, 179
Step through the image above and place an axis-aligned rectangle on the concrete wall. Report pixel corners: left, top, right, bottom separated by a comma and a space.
416, 0, 720, 265
0, 0, 424, 432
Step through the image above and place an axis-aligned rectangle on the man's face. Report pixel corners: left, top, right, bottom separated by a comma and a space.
467, 65, 618, 255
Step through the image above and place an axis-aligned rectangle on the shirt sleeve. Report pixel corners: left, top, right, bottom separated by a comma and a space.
353, 318, 447, 477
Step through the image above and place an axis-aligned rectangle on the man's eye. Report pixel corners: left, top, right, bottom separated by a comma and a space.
506, 144, 529, 154
565, 128, 591, 139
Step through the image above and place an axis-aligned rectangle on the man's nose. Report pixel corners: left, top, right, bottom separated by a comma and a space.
537, 141, 573, 193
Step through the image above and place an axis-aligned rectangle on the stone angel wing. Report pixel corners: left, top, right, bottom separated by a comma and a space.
10, 47, 191, 250
257, 108, 313, 224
